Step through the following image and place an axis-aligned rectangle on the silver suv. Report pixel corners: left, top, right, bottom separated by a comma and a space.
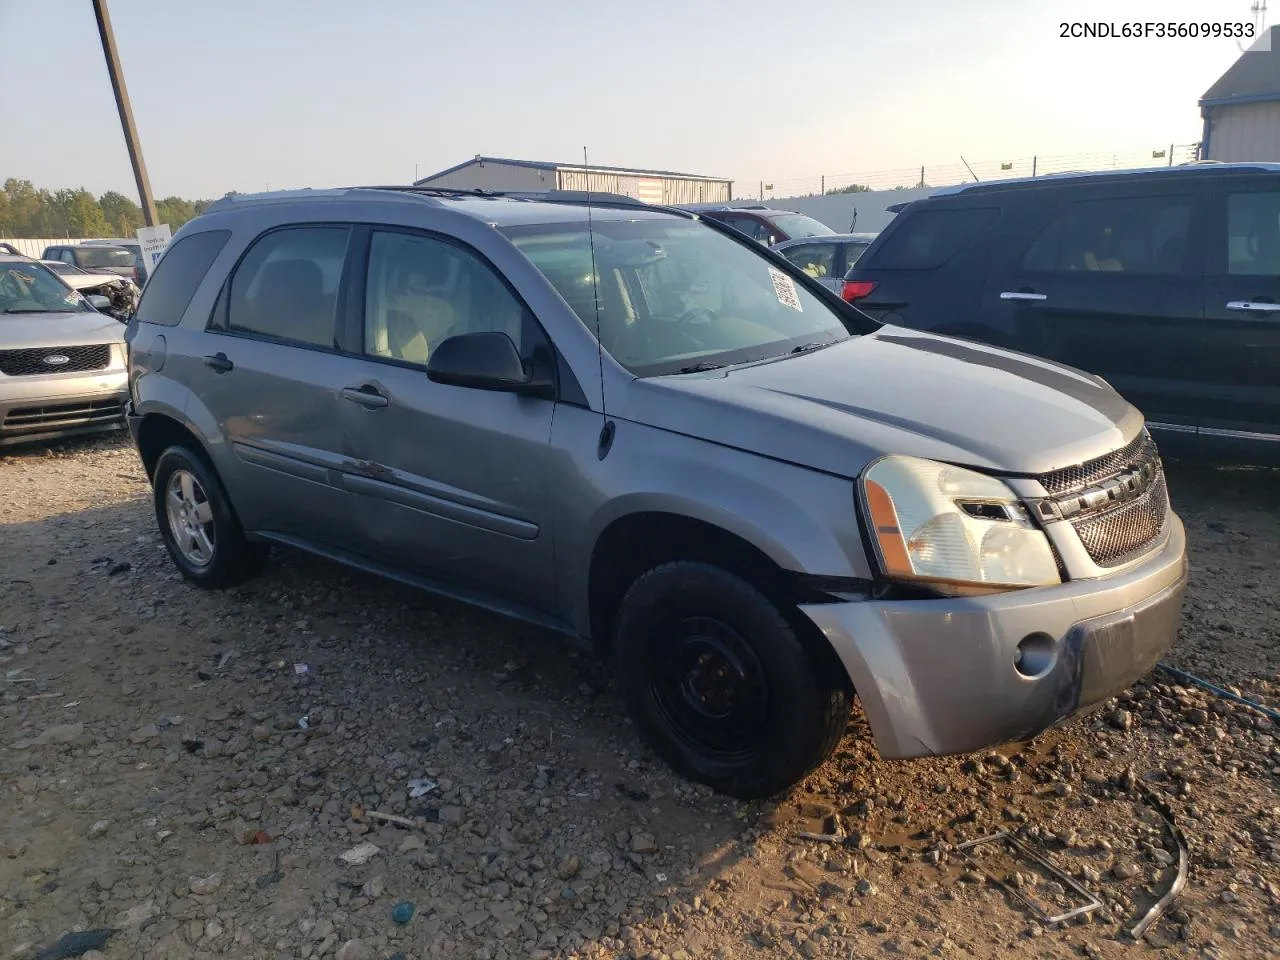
124, 187, 1187, 799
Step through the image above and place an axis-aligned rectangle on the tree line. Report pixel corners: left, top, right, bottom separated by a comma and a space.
0, 179, 214, 239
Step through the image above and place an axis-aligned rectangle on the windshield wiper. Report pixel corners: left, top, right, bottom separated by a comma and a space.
790, 341, 835, 355
675, 361, 726, 374
2, 308, 56, 314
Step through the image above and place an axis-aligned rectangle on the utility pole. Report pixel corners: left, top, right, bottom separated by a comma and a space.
92, 0, 157, 226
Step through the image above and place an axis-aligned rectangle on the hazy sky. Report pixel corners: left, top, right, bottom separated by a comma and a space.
4, 0, 1257, 200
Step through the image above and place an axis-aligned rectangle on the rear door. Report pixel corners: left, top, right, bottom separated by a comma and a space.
183, 223, 366, 546
1199, 179, 1280, 450
974, 185, 1206, 441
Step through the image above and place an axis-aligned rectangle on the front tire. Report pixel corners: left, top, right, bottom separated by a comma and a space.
153, 445, 268, 589
614, 561, 849, 799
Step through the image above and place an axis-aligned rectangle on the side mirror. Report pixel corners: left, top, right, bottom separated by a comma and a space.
426, 331, 554, 398
87, 294, 112, 310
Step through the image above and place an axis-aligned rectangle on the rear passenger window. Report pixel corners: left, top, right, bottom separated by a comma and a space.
227, 227, 350, 348
1226, 192, 1280, 275
133, 230, 230, 327
1021, 196, 1190, 275
782, 242, 837, 278
869, 207, 997, 269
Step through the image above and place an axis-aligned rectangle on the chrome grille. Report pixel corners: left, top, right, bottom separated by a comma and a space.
0, 345, 111, 377
1070, 472, 1169, 566
1040, 431, 1157, 496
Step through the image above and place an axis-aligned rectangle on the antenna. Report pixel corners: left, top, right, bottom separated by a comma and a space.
1240, 0, 1267, 50
960, 156, 980, 182
583, 147, 609, 432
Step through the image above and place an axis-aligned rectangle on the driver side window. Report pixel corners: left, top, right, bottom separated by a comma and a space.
363, 230, 528, 367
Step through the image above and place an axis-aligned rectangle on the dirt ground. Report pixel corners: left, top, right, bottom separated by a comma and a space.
1, 432, 1277, 960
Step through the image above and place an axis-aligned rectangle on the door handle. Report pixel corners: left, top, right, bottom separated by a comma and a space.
203, 352, 233, 374
999, 291, 1048, 302
340, 385, 389, 408
1225, 300, 1280, 312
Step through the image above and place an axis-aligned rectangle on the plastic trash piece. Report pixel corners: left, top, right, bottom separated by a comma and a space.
391, 900, 416, 924
293, 663, 310, 675
408, 778, 437, 799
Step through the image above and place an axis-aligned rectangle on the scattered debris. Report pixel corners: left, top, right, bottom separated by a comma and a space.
1157, 662, 1280, 723
338, 842, 381, 866
407, 778, 437, 799
293, 663, 310, 675
31, 928, 114, 960
215, 650, 235, 671
366, 811, 416, 829
298, 715, 310, 730
1130, 783, 1190, 941
956, 831, 1102, 925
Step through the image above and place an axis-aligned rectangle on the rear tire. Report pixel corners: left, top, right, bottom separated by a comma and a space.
613, 561, 849, 800
153, 445, 268, 589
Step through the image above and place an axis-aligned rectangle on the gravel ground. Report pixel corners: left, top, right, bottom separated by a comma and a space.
1, 433, 1277, 960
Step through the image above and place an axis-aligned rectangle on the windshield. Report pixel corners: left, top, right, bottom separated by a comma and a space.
506, 218, 855, 376
74, 247, 134, 268
769, 214, 836, 239
0, 261, 90, 314
44, 261, 86, 276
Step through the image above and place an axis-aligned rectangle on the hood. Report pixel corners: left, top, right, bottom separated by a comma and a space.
58, 273, 126, 292
1, 310, 125, 351
625, 327, 1145, 477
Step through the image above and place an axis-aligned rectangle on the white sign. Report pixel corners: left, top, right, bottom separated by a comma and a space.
136, 224, 172, 270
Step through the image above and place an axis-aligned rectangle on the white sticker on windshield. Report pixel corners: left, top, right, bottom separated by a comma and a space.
768, 267, 803, 312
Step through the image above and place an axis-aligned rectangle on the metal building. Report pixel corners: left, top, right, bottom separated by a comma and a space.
413, 156, 732, 204
1201, 26, 1280, 161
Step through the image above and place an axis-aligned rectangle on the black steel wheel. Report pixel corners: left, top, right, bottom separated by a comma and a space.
614, 561, 849, 799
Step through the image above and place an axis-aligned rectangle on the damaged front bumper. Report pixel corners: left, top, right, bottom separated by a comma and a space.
799, 514, 1187, 759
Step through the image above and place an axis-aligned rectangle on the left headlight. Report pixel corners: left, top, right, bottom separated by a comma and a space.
859, 455, 1061, 593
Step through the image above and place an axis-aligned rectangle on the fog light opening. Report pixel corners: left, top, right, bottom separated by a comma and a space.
1014, 632, 1057, 679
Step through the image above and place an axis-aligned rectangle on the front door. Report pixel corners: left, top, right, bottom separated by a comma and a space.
336, 227, 558, 611
183, 223, 364, 545
976, 186, 1205, 444
1198, 181, 1280, 449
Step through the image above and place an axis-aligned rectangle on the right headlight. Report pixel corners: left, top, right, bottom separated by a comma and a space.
859, 455, 1061, 594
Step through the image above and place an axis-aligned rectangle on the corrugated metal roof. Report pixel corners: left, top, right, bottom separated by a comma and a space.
416, 156, 730, 185
1201, 26, 1280, 106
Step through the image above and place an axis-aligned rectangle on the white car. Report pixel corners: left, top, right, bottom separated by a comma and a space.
41, 260, 139, 320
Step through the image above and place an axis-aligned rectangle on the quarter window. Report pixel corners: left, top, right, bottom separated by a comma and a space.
133, 230, 230, 327
870, 207, 998, 269
363, 230, 529, 366
1226, 192, 1280, 276
227, 227, 350, 347
1021, 196, 1190, 275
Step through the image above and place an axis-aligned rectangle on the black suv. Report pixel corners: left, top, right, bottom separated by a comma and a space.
843, 164, 1280, 463
693, 205, 836, 246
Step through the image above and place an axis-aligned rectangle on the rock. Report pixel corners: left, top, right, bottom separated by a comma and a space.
1113, 861, 1140, 880
1108, 709, 1133, 732
130, 724, 160, 744
311, 919, 335, 942
204, 919, 224, 940
1152, 849, 1175, 867
557, 855, 582, 880
855, 879, 878, 896
252, 725, 271, 743
33, 723, 86, 747
361, 875, 386, 899
189, 873, 222, 895
88, 819, 111, 839
438, 805, 464, 826
630, 833, 658, 854
336, 940, 370, 960
107, 561, 131, 575
339, 842, 381, 865
397, 835, 425, 854
117, 899, 158, 927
